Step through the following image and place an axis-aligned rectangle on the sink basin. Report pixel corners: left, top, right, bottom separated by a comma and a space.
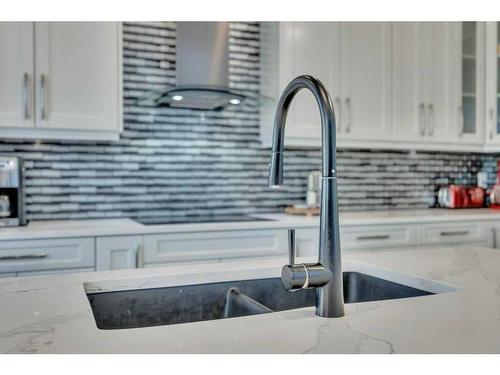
87, 272, 435, 330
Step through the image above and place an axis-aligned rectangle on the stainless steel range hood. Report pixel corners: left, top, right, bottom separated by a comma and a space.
143, 22, 247, 111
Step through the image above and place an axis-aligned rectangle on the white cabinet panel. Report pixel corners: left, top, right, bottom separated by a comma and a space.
418, 222, 487, 246
339, 22, 392, 140
96, 235, 142, 271
0, 22, 34, 129
281, 22, 340, 147
341, 224, 417, 251
393, 22, 427, 141
34, 22, 121, 133
144, 230, 287, 265
0, 237, 95, 273
484, 22, 500, 148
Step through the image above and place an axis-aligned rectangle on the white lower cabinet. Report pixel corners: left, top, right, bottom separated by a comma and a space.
0, 237, 95, 274
96, 235, 143, 271
417, 222, 488, 246
341, 224, 417, 251
143, 229, 287, 266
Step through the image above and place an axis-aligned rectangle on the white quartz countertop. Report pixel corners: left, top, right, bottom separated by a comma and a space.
1, 245, 500, 353
1, 208, 500, 241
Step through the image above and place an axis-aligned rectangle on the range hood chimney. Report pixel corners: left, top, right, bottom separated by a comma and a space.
147, 22, 246, 111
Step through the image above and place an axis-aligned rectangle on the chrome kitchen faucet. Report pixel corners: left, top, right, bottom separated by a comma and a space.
268, 75, 344, 318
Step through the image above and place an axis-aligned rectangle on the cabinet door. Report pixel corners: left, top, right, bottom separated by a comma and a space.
96, 236, 142, 271
392, 22, 427, 142
485, 22, 500, 146
0, 22, 34, 129
34, 22, 121, 132
424, 22, 454, 142
279, 22, 341, 147
454, 22, 485, 144
339, 22, 392, 140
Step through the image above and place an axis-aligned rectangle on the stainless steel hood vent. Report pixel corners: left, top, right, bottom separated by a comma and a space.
141, 22, 247, 111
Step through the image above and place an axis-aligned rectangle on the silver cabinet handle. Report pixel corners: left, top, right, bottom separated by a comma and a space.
489, 108, 495, 140
458, 106, 464, 138
134, 243, 143, 268
334, 97, 341, 132
0, 253, 48, 261
427, 103, 435, 136
418, 103, 426, 136
439, 230, 469, 237
22, 73, 30, 119
344, 97, 351, 133
40, 74, 47, 120
356, 234, 390, 241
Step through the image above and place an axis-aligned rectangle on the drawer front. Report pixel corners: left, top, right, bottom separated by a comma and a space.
341, 225, 417, 250
144, 230, 287, 265
0, 237, 95, 273
418, 222, 485, 246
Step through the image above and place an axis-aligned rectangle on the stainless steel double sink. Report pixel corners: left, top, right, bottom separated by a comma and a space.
86, 271, 435, 330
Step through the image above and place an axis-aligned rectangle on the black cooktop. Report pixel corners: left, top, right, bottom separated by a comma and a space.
134, 214, 272, 225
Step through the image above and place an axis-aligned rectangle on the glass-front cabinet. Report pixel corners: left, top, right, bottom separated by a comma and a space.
455, 22, 484, 144
485, 22, 500, 146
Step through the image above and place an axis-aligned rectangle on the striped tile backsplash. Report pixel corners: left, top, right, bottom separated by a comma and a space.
0, 22, 498, 221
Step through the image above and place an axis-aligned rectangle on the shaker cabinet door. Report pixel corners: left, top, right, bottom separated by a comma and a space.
339, 22, 393, 141
280, 22, 341, 148
0, 22, 34, 129
34, 22, 121, 133
392, 22, 427, 142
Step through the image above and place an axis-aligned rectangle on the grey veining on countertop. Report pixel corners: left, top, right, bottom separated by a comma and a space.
1, 246, 500, 353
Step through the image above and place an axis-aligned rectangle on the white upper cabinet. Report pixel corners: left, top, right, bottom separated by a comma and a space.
393, 22, 455, 146
392, 22, 426, 142
484, 22, 500, 149
338, 22, 392, 141
0, 22, 122, 141
0, 22, 34, 129
260, 21, 499, 152
452, 22, 485, 145
260, 22, 392, 148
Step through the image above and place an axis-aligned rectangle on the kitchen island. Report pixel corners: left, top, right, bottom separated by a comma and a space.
1, 245, 500, 353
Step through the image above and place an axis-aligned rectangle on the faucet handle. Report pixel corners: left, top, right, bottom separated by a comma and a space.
287, 228, 296, 266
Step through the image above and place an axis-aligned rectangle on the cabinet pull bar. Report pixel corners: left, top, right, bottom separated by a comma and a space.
439, 230, 469, 237
418, 103, 426, 136
356, 234, 390, 241
334, 97, 341, 132
489, 108, 495, 140
344, 97, 351, 133
40, 74, 47, 120
427, 103, 435, 136
0, 253, 48, 261
22, 73, 30, 119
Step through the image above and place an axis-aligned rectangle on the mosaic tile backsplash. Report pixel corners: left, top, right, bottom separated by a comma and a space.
0, 22, 499, 221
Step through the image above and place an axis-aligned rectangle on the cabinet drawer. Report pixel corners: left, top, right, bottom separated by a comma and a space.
144, 230, 286, 265
0, 237, 95, 273
341, 225, 417, 250
418, 222, 485, 246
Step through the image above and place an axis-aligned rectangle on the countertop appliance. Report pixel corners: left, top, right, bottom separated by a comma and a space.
437, 185, 485, 209
0, 156, 26, 227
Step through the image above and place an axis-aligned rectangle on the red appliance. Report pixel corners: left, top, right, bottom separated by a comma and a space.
438, 185, 485, 209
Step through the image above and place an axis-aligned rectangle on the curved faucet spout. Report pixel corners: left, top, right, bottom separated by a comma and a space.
268, 75, 344, 318
268, 75, 337, 189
